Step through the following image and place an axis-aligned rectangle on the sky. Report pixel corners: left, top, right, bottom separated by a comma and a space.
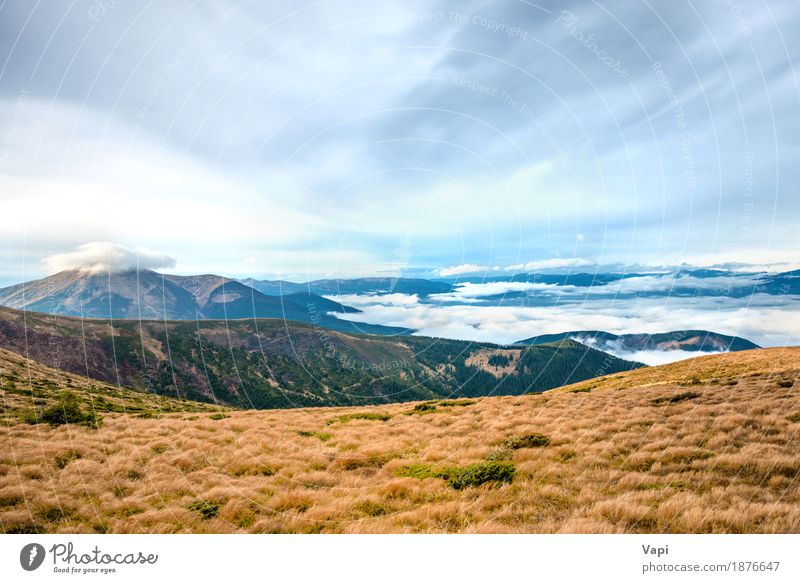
1, 0, 799, 285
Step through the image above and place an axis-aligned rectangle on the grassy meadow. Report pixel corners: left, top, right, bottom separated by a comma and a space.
2, 346, 800, 534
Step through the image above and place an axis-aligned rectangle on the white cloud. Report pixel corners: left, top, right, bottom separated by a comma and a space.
326, 292, 420, 307
328, 292, 800, 347
602, 349, 725, 366
586, 273, 761, 295
42, 242, 176, 274
500, 258, 595, 272
432, 281, 566, 301
438, 264, 488, 277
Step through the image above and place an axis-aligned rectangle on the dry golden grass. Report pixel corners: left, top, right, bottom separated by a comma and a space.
2, 347, 800, 533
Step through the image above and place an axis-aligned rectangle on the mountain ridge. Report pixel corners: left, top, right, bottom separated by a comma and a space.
516, 330, 759, 353
0, 269, 409, 336
0, 305, 641, 409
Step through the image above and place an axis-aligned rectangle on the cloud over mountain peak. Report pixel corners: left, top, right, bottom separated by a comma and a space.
42, 242, 176, 275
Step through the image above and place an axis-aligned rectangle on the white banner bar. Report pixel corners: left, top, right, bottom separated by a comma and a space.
1, 534, 797, 582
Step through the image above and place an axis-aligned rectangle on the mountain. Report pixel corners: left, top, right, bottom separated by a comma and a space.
238, 278, 308, 295
243, 277, 454, 297
0, 270, 408, 336
0, 269, 199, 319
438, 272, 632, 286
0, 305, 641, 409
516, 330, 759, 353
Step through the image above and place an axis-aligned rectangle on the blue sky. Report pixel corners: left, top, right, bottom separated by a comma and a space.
0, 0, 799, 285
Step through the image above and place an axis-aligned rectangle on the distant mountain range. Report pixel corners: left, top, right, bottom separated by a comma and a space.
0, 268, 778, 353
0, 305, 641, 409
241, 276, 454, 297
441, 268, 800, 297
0, 270, 408, 336
516, 330, 759, 353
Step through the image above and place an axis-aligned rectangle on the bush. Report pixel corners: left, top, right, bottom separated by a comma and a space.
651, 391, 701, 406
25, 392, 101, 428
485, 449, 512, 462
209, 413, 229, 420
437, 399, 476, 407
328, 412, 391, 424
395, 461, 516, 490
501, 433, 550, 449
786, 413, 800, 423
296, 430, 332, 441
447, 461, 516, 490
405, 402, 438, 415
188, 500, 220, 520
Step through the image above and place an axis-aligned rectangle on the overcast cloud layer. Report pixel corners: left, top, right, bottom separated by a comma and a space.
1, 1, 799, 285
328, 289, 800, 356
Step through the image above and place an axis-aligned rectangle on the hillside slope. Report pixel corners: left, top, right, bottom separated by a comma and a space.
552, 346, 799, 392
0, 306, 640, 408
0, 347, 221, 419
2, 347, 798, 534
517, 330, 759, 353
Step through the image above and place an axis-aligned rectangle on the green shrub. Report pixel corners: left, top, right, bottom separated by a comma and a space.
296, 430, 332, 441
651, 391, 701, 406
437, 399, 476, 407
395, 461, 515, 490
25, 392, 101, 428
209, 413, 229, 420
188, 500, 220, 520
786, 413, 800, 423
501, 433, 551, 449
447, 461, 515, 490
484, 449, 512, 462
328, 412, 391, 424
405, 402, 438, 415
777, 379, 794, 388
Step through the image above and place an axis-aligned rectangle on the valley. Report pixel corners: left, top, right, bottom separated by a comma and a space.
0, 306, 639, 409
